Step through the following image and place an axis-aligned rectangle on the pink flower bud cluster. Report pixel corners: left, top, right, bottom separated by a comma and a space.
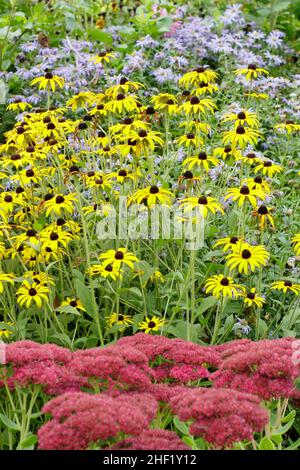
2, 334, 300, 449
1, 341, 87, 395
118, 333, 220, 383
70, 343, 153, 392
38, 391, 158, 450
169, 388, 268, 448
212, 337, 300, 400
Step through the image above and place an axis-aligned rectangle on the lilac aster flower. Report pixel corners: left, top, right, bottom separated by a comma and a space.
266, 30, 285, 48
221, 4, 245, 27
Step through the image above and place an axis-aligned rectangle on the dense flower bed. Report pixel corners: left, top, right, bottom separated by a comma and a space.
1, 333, 299, 449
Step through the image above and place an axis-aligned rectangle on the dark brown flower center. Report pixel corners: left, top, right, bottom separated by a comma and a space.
70, 300, 78, 307
55, 195, 65, 204
247, 292, 255, 299
186, 133, 195, 139
146, 106, 155, 115
246, 153, 256, 159
224, 146, 232, 153
4, 195, 13, 203
138, 130, 147, 138
50, 232, 59, 241
220, 277, 229, 286
183, 170, 193, 179
190, 96, 200, 105
284, 280, 292, 287
26, 229, 36, 237
69, 165, 79, 173
198, 152, 207, 160
236, 125, 245, 134
115, 251, 124, 260
105, 265, 113, 272
258, 205, 268, 215
263, 161, 272, 167
26, 169, 34, 177
148, 321, 156, 328
150, 185, 159, 194
29, 288, 37, 296
237, 111, 246, 120
242, 249, 251, 259
230, 237, 238, 244
118, 169, 127, 177
122, 117, 133, 125
248, 64, 257, 70
240, 185, 250, 195
198, 196, 208, 205
116, 93, 125, 101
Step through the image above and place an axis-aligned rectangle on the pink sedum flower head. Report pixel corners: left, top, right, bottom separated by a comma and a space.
38, 391, 158, 450
170, 388, 268, 448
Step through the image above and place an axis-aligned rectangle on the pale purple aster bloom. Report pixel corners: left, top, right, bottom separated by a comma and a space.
8, 94, 27, 103
248, 30, 265, 42
122, 51, 149, 75
20, 41, 39, 53
266, 30, 285, 48
136, 35, 159, 49
152, 67, 179, 84
208, 35, 234, 54
221, 4, 245, 26
154, 52, 167, 62
168, 55, 188, 68
233, 318, 251, 335
235, 51, 265, 67
264, 51, 284, 66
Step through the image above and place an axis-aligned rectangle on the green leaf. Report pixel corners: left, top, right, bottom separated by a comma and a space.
295, 377, 300, 391
270, 434, 283, 445
88, 29, 113, 46
281, 410, 296, 423
197, 296, 218, 316
0, 413, 20, 431
74, 279, 95, 318
157, 16, 173, 33
272, 1, 292, 13
173, 416, 189, 435
286, 438, 300, 450
54, 305, 81, 316
18, 434, 37, 450
195, 437, 206, 450
258, 437, 276, 450
182, 435, 195, 449
274, 418, 295, 435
